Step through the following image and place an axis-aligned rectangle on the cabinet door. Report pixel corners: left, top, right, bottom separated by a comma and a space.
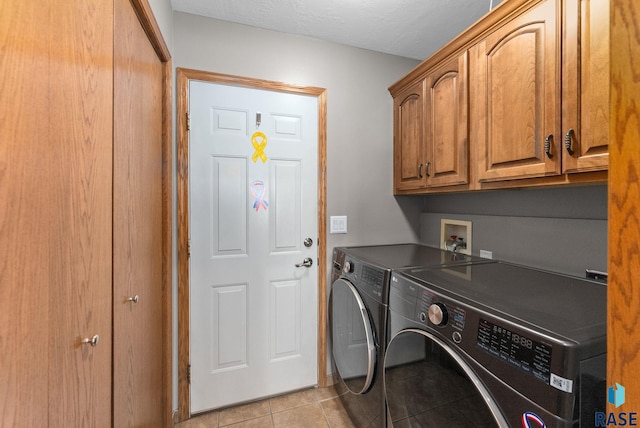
394, 80, 427, 191
425, 52, 469, 187
561, 0, 609, 172
113, 0, 164, 425
472, 0, 560, 182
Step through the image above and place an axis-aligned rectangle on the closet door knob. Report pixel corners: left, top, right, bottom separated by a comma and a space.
127, 295, 139, 303
82, 334, 100, 347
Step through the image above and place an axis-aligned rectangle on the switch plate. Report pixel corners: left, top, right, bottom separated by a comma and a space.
330, 216, 347, 234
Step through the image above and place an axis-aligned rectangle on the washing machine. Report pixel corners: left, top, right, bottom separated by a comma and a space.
384, 261, 607, 427
329, 244, 493, 427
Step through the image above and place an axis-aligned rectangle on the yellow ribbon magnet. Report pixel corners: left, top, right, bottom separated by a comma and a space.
251, 132, 268, 163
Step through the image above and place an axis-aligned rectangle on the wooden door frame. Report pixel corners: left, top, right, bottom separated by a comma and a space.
608, 0, 640, 412
176, 68, 327, 421
127, 1, 173, 427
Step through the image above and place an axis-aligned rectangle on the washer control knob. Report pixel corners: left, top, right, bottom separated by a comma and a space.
419, 312, 427, 322
343, 260, 354, 273
452, 331, 462, 344
428, 303, 448, 326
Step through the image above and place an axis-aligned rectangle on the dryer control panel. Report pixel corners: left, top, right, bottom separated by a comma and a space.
339, 254, 387, 301
476, 318, 552, 384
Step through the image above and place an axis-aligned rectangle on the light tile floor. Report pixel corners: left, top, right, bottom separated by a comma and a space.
176, 385, 354, 428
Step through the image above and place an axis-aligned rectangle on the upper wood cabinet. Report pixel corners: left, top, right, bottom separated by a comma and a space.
471, 0, 560, 182
471, 0, 609, 183
390, 0, 609, 193
561, 0, 609, 172
425, 52, 469, 188
392, 52, 469, 193
393, 79, 427, 191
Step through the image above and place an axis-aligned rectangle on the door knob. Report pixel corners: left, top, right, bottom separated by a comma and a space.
304, 237, 313, 247
82, 334, 100, 347
295, 257, 313, 268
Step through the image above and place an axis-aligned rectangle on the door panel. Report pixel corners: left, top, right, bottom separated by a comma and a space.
211, 284, 248, 370
212, 156, 248, 255
271, 160, 301, 252
426, 52, 469, 187
474, 0, 560, 182
48, 0, 114, 425
394, 81, 427, 191
113, 0, 164, 425
270, 280, 302, 359
1, 1, 57, 425
561, 0, 609, 172
189, 81, 319, 412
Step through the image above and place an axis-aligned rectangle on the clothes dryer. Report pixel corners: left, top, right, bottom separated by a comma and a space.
329, 244, 491, 427
384, 261, 607, 427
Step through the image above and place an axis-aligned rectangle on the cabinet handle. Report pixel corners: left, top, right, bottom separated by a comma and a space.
564, 128, 575, 155
127, 295, 140, 304
418, 163, 423, 178
82, 334, 100, 347
544, 134, 554, 159
425, 161, 431, 177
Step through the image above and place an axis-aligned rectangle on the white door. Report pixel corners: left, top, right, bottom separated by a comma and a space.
189, 80, 319, 412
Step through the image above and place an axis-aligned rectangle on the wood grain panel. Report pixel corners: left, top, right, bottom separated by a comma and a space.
394, 81, 426, 191
562, 0, 610, 173
47, 0, 114, 426
113, 0, 164, 425
474, 0, 560, 182
176, 69, 192, 422
608, 0, 640, 412
0, 1, 51, 425
426, 52, 468, 187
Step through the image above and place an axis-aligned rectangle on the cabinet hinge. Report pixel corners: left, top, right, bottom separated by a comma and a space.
186, 112, 190, 131
187, 364, 191, 384
188, 239, 191, 258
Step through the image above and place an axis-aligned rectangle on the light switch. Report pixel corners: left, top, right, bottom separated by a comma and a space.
330, 216, 347, 234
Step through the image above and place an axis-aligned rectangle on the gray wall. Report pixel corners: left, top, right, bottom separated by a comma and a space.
418, 185, 608, 277
173, 11, 423, 276
148, 0, 174, 53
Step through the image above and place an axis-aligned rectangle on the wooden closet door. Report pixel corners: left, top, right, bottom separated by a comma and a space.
113, 0, 164, 425
48, 2, 115, 426
1, 0, 114, 426
0, 2, 53, 425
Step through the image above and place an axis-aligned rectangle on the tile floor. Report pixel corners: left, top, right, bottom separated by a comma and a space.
175, 385, 354, 428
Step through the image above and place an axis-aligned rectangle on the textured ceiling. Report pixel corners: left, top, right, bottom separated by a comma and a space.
170, 0, 503, 60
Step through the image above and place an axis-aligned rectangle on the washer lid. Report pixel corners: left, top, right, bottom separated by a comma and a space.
396, 262, 606, 351
339, 244, 490, 270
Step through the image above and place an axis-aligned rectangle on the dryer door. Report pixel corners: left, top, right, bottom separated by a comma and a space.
330, 278, 377, 394
384, 329, 508, 427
